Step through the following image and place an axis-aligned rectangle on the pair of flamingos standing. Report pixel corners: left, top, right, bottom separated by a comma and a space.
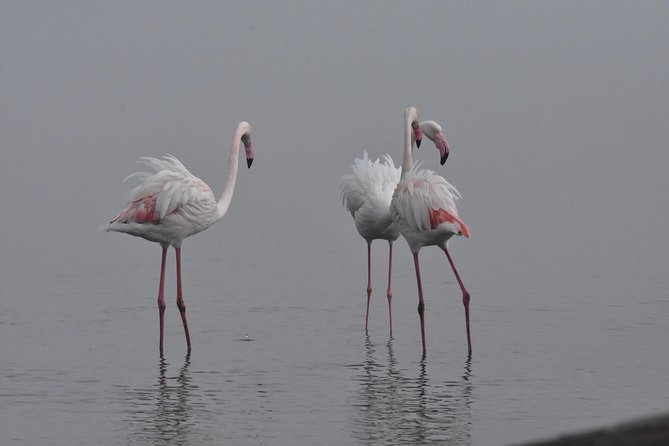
106, 107, 471, 357
341, 106, 471, 356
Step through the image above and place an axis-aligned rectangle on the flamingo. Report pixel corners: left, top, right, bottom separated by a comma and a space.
105, 121, 254, 356
340, 121, 449, 336
340, 152, 401, 335
390, 107, 472, 355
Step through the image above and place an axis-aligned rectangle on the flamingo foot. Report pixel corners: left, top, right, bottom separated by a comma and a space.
417, 301, 426, 355
365, 286, 372, 332
387, 241, 393, 337
158, 299, 166, 356
412, 252, 427, 356
157, 245, 168, 357
365, 241, 372, 332
177, 300, 192, 353
174, 247, 191, 353
463, 290, 472, 355
387, 290, 393, 337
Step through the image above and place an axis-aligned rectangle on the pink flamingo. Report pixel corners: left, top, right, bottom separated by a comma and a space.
390, 107, 472, 355
105, 121, 254, 356
340, 121, 450, 336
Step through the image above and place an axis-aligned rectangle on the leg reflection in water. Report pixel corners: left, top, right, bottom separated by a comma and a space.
122, 353, 203, 445
352, 337, 474, 445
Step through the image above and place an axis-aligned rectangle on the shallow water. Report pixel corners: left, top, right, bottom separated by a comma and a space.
1, 227, 667, 446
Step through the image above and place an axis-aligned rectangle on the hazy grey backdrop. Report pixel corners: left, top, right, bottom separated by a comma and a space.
1, 2, 668, 445
2, 1, 667, 272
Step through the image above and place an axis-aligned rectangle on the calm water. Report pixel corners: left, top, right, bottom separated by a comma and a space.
1, 221, 667, 446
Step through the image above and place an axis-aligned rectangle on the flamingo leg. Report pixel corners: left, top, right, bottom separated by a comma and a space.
386, 240, 393, 337
158, 245, 168, 357
412, 252, 427, 356
175, 247, 192, 353
365, 241, 372, 332
444, 247, 472, 355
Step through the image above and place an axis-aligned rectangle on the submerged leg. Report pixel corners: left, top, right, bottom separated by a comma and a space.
365, 241, 372, 332
175, 247, 192, 353
386, 241, 393, 337
412, 252, 427, 356
444, 247, 472, 355
158, 245, 168, 357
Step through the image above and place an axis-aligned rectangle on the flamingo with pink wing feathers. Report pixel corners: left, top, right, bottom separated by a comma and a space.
390, 107, 472, 355
105, 121, 254, 356
340, 119, 451, 336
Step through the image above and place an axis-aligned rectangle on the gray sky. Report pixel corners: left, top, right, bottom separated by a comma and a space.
1, 1, 668, 284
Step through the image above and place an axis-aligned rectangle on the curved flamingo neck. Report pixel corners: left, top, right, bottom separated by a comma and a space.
216, 122, 249, 220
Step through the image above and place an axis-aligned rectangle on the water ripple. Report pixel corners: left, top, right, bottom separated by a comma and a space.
350, 337, 474, 445
115, 355, 217, 446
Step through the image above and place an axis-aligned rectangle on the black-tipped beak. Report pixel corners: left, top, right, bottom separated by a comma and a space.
416, 138, 422, 149
247, 158, 254, 169
440, 152, 449, 165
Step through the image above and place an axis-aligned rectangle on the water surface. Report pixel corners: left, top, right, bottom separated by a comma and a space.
1, 234, 667, 445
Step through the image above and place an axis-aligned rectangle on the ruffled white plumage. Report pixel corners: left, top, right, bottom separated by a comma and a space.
106, 154, 218, 246
340, 152, 400, 215
123, 155, 213, 220
390, 162, 462, 233
340, 151, 401, 241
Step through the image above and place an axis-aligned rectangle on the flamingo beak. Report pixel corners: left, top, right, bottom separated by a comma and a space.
413, 123, 422, 148
243, 137, 254, 169
437, 134, 450, 165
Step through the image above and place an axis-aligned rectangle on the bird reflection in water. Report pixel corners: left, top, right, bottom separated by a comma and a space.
352, 336, 473, 445
123, 353, 205, 445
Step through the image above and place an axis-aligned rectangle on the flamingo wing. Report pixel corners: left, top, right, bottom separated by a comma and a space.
112, 155, 215, 225
391, 165, 469, 237
340, 151, 400, 216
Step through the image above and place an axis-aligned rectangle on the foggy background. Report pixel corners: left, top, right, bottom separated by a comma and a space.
1, 2, 668, 444
2, 2, 668, 278
2, 1, 667, 280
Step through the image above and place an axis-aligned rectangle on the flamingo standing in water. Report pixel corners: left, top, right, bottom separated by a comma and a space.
390, 107, 472, 355
105, 121, 255, 356
340, 120, 450, 336
341, 152, 401, 335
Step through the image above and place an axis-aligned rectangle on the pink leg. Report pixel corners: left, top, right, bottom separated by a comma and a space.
158, 245, 168, 357
175, 247, 192, 353
364, 241, 372, 332
412, 252, 427, 356
386, 241, 393, 337
444, 247, 472, 355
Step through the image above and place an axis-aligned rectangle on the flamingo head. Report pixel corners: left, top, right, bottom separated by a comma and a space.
405, 106, 422, 148
420, 120, 450, 165
412, 121, 422, 148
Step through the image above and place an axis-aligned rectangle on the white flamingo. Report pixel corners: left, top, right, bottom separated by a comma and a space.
390, 107, 472, 355
105, 121, 254, 356
340, 152, 401, 335
340, 121, 449, 336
